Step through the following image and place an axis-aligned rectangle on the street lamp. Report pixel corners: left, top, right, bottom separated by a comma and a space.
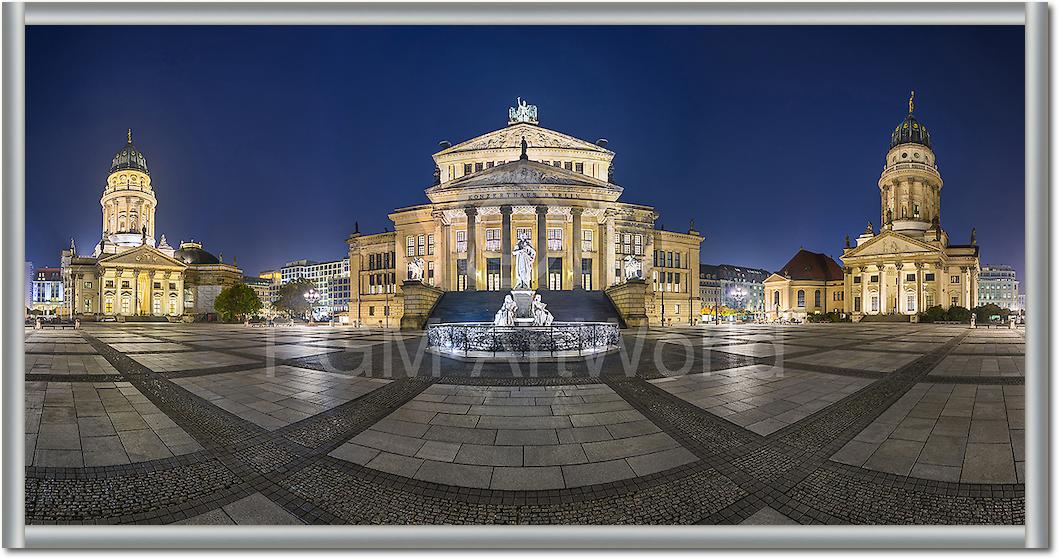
731, 286, 747, 324
303, 287, 321, 325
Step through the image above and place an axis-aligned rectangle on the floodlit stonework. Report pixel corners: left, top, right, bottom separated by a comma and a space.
59, 132, 241, 320
765, 95, 981, 322
840, 95, 980, 319
348, 100, 703, 328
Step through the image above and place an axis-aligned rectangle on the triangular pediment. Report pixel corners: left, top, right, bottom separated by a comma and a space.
436, 122, 614, 157
843, 230, 942, 259
98, 245, 187, 269
763, 273, 789, 284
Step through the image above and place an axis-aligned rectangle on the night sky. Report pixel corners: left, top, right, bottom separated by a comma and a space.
26, 26, 1025, 285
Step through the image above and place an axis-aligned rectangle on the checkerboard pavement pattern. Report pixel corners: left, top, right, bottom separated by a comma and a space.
24, 323, 1025, 525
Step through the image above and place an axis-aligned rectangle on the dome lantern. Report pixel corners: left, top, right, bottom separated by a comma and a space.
109, 128, 150, 175
889, 91, 933, 150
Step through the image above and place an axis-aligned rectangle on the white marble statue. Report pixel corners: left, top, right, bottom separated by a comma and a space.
623, 254, 643, 280
531, 294, 554, 326
493, 294, 517, 326
407, 257, 426, 282
512, 237, 536, 289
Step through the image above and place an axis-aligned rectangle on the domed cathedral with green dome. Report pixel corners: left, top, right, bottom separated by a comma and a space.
839, 92, 980, 321
59, 130, 243, 320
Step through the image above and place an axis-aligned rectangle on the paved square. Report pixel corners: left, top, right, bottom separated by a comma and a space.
24, 323, 1025, 525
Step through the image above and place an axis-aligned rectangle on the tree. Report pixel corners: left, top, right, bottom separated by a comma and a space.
214, 283, 262, 322
973, 303, 1009, 323
918, 305, 946, 323
274, 277, 315, 318
945, 305, 972, 323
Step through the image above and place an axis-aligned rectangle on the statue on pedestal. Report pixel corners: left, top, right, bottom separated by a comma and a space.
531, 294, 554, 326
493, 294, 517, 326
512, 237, 536, 289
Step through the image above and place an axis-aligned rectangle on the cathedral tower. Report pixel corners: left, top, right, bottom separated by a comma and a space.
878, 91, 943, 235
101, 129, 157, 249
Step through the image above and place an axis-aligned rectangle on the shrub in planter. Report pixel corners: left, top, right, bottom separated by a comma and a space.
945, 305, 972, 323
918, 305, 947, 323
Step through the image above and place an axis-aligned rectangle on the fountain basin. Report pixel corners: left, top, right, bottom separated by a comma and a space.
425, 322, 620, 360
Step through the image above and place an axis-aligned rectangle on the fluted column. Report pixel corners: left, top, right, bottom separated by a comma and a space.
147, 271, 155, 315
465, 207, 478, 291
571, 207, 583, 290
875, 265, 883, 314
536, 206, 548, 290
916, 263, 924, 313
895, 263, 904, 313
599, 213, 610, 289
860, 268, 868, 314
500, 205, 513, 290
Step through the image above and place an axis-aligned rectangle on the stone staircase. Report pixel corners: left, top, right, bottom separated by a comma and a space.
427, 290, 625, 327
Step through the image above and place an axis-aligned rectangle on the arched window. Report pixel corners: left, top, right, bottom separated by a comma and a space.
814, 290, 821, 307
797, 290, 805, 307
773, 291, 780, 307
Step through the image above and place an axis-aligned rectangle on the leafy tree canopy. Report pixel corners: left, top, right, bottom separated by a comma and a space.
214, 283, 263, 322
274, 278, 315, 317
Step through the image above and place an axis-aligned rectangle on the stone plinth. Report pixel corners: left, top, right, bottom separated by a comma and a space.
400, 281, 445, 330
605, 278, 648, 327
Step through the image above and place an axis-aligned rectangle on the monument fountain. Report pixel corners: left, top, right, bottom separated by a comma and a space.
425, 235, 620, 359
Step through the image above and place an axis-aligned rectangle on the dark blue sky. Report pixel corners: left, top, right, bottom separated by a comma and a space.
26, 25, 1025, 283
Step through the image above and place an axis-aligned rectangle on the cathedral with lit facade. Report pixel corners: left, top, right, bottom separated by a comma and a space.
60, 131, 242, 319
766, 94, 980, 322
347, 100, 703, 327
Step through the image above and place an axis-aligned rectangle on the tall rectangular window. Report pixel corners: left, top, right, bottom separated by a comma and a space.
418, 234, 426, 256
575, 162, 584, 173
622, 233, 631, 255
463, 163, 473, 175
547, 228, 563, 251
427, 234, 435, 255
486, 258, 501, 291
406, 236, 415, 257
547, 257, 563, 290
582, 229, 593, 252
427, 261, 435, 285
634, 234, 644, 255
456, 230, 467, 252
485, 228, 501, 251
456, 259, 467, 291
581, 258, 592, 290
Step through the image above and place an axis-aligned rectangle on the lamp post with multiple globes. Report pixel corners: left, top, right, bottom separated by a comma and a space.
303, 287, 321, 325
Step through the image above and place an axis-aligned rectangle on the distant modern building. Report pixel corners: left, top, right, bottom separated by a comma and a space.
764, 249, 845, 322
241, 276, 276, 317
279, 258, 351, 318
25, 262, 34, 314
30, 267, 64, 317
699, 263, 769, 312
977, 264, 1020, 310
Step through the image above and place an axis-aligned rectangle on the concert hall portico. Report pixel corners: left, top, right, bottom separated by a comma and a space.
347, 100, 703, 327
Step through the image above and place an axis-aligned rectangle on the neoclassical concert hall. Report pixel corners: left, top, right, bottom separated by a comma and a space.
347, 99, 702, 327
